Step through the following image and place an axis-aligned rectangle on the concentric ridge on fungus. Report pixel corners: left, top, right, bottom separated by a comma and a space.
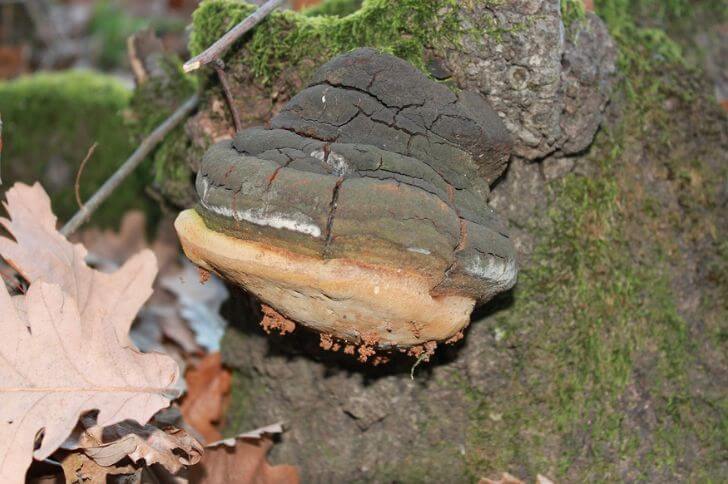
175, 48, 517, 349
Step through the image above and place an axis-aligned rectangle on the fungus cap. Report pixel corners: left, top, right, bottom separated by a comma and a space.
176, 48, 517, 348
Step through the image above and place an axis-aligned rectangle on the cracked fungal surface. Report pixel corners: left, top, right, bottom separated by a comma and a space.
176, 48, 517, 349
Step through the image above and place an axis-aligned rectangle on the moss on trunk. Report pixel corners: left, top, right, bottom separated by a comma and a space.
188, 0, 462, 84
152, 0, 725, 480
126, 55, 198, 206
462, 1, 727, 480
302, 0, 362, 17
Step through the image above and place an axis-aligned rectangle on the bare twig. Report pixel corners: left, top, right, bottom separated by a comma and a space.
127, 35, 149, 85
74, 142, 98, 210
213, 60, 242, 132
61, 94, 200, 237
183, 0, 285, 73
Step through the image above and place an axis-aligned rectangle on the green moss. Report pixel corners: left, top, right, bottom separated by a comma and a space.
223, 370, 268, 437
561, 0, 586, 27
128, 57, 197, 137
303, 0, 363, 17
0, 70, 155, 227
594, 0, 686, 120
463, 2, 727, 480
465, 132, 723, 480
127, 56, 198, 204
599, 0, 728, 26
189, 0, 462, 85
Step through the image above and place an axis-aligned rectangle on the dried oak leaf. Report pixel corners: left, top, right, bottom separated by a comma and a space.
75, 210, 201, 356
0, 183, 180, 483
72, 211, 149, 273
72, 421, 202, 473
180, 352, 232, 443
187, 425, 298, 484
60, 451, 139, 484
0, 183, 156, 348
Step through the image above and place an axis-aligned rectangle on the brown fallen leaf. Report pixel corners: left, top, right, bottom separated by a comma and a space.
60, 451, 139, 484
73, 211, 149, 272
0, 183, 155, 348
73, 421, 202, 473
0, 281, 180, 483
74, 210, 201, 355
77, 209, 230, 356
180, 352, 232, 443
0, 45, 29, 79
0, 183, 180, 483
187, 426, 299, 484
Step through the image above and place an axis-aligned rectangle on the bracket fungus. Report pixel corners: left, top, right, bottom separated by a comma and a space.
175, 48, 517, 351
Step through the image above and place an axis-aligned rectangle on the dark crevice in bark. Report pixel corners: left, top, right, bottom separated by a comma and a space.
323, 176, 345, 257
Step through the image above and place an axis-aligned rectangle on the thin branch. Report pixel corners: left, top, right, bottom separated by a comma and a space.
183, 0, 285, 73
61, 94, 199, 237
74, 142, 98, 210
213, 60, 242, 132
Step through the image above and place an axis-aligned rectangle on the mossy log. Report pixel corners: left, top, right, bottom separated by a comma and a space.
0, 71, 155, 227
144, 0, 727, 481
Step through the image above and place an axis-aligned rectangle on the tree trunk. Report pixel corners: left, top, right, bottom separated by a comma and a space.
141, 1, 728, 481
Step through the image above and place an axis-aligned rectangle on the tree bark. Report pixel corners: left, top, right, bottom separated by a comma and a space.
145, 1, 728, 481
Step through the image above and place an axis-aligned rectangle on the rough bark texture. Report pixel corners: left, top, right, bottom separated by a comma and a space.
184, 1, 617, 160
142, 0, 727, 481
441, 2, 617, 159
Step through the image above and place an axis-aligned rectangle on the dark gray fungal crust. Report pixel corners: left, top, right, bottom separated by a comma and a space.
196, 48, 517, 302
